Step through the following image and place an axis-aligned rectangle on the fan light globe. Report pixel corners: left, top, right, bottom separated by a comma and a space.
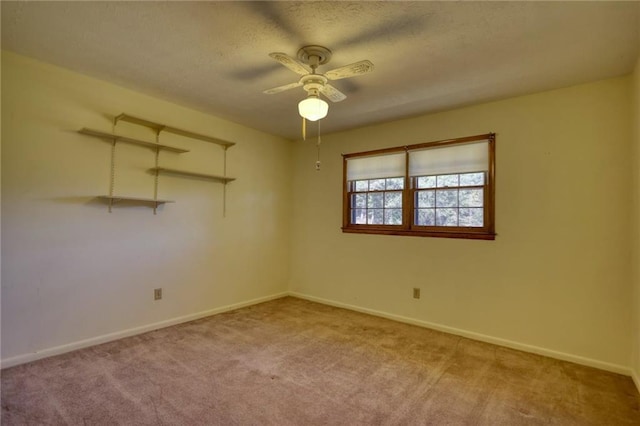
298, 96, 328, 121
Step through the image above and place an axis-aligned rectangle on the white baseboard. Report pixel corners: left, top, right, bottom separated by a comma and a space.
289, 291, 633, 377
1, 292, 288, 369
4, 290, 635, 384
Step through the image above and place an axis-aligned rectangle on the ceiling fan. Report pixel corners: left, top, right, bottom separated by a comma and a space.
263, 45, 374, 121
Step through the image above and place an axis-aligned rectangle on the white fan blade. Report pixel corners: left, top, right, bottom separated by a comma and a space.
320, 84, 347, 102
269, 52, 310, 75
263, 81, 303, 95
324, 60, 374, 80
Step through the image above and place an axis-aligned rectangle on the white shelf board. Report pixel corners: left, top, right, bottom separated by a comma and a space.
150, 167, 236, 183
79, 128, 189, 153
115, 114, 235, 148
97, 195, 175, 204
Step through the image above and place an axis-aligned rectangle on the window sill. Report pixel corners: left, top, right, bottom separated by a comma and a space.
341, 227, 496, 240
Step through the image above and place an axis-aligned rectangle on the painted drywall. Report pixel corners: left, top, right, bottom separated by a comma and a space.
632, 55, 640, 387
1, 51, 292, 363
0, 51, 3, 363
290, 76, 633, 371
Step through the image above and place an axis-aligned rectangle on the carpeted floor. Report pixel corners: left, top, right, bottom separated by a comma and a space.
1, 297, 639, 425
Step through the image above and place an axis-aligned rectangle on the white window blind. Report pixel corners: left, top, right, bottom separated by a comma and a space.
346, 152, 405, 181
409, 140, 489, 176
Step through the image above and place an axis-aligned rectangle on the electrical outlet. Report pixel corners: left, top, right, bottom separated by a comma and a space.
154, 288, 162, 301
413, 288, 421, 299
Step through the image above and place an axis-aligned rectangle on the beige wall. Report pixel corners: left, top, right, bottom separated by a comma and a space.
290, 76, 633, 371
2, 49, 637, 378
1, 52, 292, 363
632, 56, 640, 385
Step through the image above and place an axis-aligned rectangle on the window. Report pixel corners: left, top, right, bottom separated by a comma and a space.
342, 133, 495, 240
351, 177, 404, 225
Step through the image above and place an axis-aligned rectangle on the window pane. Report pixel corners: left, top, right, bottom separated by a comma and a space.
353, 209, 367, 224
368, 193, 384, 208
385, 209, 402, 225
437, 174, 459, 188
459, 208, 484, 227
460, 172, 484, 186
415, 209, 435, 226
416, 190, 435, 208
385, 192, 402, 208
436, 189, 458, 207
353, 193, 367, 208
386, 177, 404, 190
459, 189, 483, 207
417, 176, 436, 188
354, 180, 369, 192
436, 208, 458, 226
367, 209, 384, 224
369, 179, 386, 191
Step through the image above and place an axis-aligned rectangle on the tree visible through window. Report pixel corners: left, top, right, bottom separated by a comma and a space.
342, 133, 495, 240
351, 177, 403, 225
414, 172, 484, 227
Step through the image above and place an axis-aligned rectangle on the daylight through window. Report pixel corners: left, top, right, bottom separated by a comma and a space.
342, 133, 495, 240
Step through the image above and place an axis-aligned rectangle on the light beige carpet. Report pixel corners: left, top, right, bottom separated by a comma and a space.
1, 297, 639, 425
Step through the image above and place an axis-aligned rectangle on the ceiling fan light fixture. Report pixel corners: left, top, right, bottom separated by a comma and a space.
298, 95, 328, 121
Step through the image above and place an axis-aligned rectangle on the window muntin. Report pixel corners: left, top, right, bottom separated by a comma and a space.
350, 177, 404, 225
413, 172, 485, 228
342, 133, 495, 240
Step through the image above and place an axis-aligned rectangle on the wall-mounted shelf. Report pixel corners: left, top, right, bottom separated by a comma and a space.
150, 167, 236, 183
97, 195, 175, 205
78, 128, 189, 153
78, 113, 237, 215
115, 114, 235, 148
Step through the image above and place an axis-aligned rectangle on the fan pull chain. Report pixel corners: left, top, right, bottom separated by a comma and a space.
315, 120, 322, 171
302, 117, 306, 141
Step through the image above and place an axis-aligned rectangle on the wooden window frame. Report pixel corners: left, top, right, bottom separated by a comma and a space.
342, 133, 496, 240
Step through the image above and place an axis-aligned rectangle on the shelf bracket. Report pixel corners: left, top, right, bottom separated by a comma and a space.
223, 147, 228, 217
153, 130, 161, 215
108, 139, 117, 213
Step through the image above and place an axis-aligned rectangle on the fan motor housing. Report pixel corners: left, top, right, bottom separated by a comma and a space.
300, 75, 327, 95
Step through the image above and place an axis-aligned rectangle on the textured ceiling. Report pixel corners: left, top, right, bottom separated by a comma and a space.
2, 1, 639, 140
